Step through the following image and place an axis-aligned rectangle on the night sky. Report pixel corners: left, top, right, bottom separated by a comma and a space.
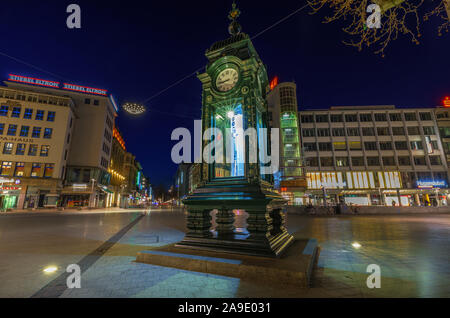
1, 0, 449, 186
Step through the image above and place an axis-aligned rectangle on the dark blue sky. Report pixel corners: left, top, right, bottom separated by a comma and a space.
1, 0, 449, 186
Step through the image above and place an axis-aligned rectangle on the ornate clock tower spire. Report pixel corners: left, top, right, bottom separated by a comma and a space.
228, 1, 242, 35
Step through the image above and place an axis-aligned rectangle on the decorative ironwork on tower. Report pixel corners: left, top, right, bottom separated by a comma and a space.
228, 1, 242, 36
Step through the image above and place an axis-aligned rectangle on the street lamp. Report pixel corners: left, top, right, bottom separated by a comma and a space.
90, 179, 96, 208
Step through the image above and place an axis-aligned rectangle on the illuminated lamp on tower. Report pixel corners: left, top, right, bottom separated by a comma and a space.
123, 102, 146, 115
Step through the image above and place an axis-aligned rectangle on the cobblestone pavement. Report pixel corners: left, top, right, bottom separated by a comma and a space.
0, 208, 448, 297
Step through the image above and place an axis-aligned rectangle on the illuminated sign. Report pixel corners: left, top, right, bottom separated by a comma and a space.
416, 180, 448, 189
63, 83, 107, 96
109, 95, 119, 112
444, 96, 450, 107
270, 76, 279, 90
8, 74, 59, 88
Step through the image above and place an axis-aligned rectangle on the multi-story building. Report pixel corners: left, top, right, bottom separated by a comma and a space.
108, 127, 127, 207
299, 105, 449, 206
267, 80, 306, 205
3, 74, 118, 209
0, 84, 75, 210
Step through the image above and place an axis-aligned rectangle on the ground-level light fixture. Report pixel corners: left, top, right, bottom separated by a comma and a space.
123, 102, 146, 115
43, 266, 58, 273
351, 242, 362, 249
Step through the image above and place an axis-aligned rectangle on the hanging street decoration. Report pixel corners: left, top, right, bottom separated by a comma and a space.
122, 102, 146, 115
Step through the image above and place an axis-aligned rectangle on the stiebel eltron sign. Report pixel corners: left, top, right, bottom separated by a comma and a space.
8, 74, 107, 96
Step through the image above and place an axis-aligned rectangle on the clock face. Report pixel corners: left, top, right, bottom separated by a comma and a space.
216, 68, 239, 92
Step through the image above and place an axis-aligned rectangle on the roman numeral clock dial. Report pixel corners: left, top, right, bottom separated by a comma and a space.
216, 68, 239, 92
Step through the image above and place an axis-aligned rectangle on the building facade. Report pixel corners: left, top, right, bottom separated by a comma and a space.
108, 127, 127, 207
267, 81, 306, 205
299, 105, 449, 206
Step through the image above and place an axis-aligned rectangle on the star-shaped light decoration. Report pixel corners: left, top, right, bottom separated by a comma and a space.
123, 102, 146, 115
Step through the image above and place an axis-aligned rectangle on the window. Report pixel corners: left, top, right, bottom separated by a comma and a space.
419, 112, 432, 121
32, 127, 41, 138
320, 157, 333, 166
44, 128, 53, 139
362, 127, 375, 136
3, 143, 13, 154
16, 143, 26, 155
414, 156, 426, 165
35, 110, 45, 120
301, 115, 314, 123
377, 127, 389, 136
379, 142, 393, 150
398, 156, 411, 165
85, 98, 91, 104
318, 142, 332, 151
0, 123, 4, 135
44, 164, 54, 178
7, 124, 17, 136
389, 113, 402, 121
332, 128, 345, 136
317, 128, 330, 137
333, 142, 347, 150
347, 128, 360, 136
429, 156, 442, 165
302, 128, 315, 137
14, 162, 25, 176
351, 157, 365, 166
330, 114, 343, 122
0, 161, 12, 176
407, 126, 420, 135
410, 141, 423, 150
28, 144, 38, 156
11, 107, 21, 118
315, 114, 328, 122
359, 113, 372, 122
0, 105, 9, 116
405, 113, 417, 121
374, 113, 387, 121
24, 108, 33, 119
383, 157, 396, 166
336, 157, 349, 167
423, 126, 435, 135
364, 142, 378, 151
303, 143, 317, 151
93, 100, 100, 106
20, 126, 30, 137
40, 145, 50, 157
349, 141, 362, 150
367, 156, 380, 166
392, 127, 405, 135
395, 141, 408, 150
67, 133, 71, 144
306, 157, 318, 167
31, 163, 41, 177
47, 111, 55, 122
345, 114, 357, 122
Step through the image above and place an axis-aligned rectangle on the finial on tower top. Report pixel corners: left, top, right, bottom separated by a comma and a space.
228, 1, 242, 36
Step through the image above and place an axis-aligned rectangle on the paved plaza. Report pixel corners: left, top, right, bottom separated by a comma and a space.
0, 208, 448, 298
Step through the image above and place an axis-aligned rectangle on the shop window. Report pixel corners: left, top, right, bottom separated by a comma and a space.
32, 127, 41, 138
0, 161, 12, 176
28, 144, 38, 156
24, 108, 33, 119
44, 164, 54, 178
0, 105, 9, 116
16, 143, 26, 155
20, 126, 30, 137
11, 107, 21, 118
3, 143, 13, 154
40, 145, 50, 157
14, 162, 25, 176
31, 163, 41, 177
35, 110, 44, 120
7, 124, 17, 136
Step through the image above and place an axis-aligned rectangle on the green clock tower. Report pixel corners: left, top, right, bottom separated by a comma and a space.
178, 2, 294, 257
